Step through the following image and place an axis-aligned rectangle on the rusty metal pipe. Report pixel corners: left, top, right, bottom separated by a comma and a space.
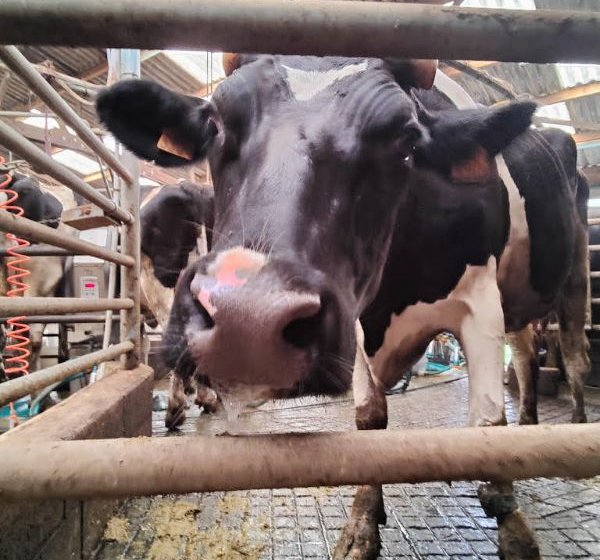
0, 0, 598, 63
0, 120, 131, 223
0, 314, 119, 323
0, 423, 598, 500
0, 210, 134, 266
0, 341, 134, 408
0, 46, 132, 184
0, 297, 133, 316
0, 244, 77, 257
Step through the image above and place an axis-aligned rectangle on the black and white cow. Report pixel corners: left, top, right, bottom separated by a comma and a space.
139, 181, 219, 419
1, 173, 67, 371
97, 56, 587, 560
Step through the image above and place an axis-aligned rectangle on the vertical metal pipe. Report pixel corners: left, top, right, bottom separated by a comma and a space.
108, 49, 141, 369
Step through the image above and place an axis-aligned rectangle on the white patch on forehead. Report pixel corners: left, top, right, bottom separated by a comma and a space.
283, 61, 368, 101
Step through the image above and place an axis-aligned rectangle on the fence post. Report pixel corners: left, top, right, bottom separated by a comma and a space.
108, 49, 142, 369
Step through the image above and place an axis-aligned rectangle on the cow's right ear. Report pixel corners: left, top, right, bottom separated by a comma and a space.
96, 80, 220, 167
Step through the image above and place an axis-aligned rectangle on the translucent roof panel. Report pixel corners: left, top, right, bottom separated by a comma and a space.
53, 149, 101, 175
164, 51, 225, 85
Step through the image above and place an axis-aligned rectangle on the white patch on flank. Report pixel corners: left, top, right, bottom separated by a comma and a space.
495, 156, 531, 299
372, 257, 505, 426
283, 61, 368, 101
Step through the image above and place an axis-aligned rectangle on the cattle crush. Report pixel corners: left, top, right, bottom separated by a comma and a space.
0, 1, 599, 560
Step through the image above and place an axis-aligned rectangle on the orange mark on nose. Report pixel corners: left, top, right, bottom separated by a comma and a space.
197, 248, 267, 317
215, 251, 254, 288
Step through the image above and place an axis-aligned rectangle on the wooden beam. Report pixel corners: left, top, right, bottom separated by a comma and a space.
443, 60, 498, 78
574, 132, 600, 146
537, 82, 600, 106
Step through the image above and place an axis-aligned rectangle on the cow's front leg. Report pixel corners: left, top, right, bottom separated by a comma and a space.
165, 373, 188, 430
457, 259, 539, 560
334, 323, 387, 560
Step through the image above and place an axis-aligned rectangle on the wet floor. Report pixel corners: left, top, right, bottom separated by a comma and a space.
94, 373, 600, 559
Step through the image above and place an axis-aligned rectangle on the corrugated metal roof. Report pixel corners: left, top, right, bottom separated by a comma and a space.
0, 0, 597, 183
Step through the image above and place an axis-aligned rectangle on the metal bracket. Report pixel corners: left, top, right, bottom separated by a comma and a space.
0, 159, 29, 173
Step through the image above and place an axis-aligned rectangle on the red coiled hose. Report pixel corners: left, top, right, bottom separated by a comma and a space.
0, 157, 31, 427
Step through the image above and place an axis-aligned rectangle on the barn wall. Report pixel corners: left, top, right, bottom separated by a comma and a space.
0, 363, 153, 560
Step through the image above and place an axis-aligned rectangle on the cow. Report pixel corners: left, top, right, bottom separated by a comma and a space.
139, 181, 219, 421
1, 173, 68, 372
95, 56, 583, 559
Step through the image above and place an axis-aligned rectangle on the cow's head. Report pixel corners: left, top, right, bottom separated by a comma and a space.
141, 182, 214, 288
97, 55, 436, 400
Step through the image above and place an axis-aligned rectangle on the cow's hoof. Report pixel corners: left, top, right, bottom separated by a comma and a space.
333, 514, 380, 560
498, 509, 540, 560
165, 404, 186, 430
518, 411, 538, 426
195, 388, 220, 414
571, 412, 587, 423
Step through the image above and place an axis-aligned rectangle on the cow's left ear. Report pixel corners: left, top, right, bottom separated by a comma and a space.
96, 79, 220, 167
422, 101, 537, 183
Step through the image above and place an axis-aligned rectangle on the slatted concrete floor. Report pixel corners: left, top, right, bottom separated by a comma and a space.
94, 375, 600, 559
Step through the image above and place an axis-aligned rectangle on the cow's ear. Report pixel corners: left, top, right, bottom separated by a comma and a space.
474, 101, 537, 156
422, 101, 536, 182
386, 59, 438, 90
96, 80, 220, 167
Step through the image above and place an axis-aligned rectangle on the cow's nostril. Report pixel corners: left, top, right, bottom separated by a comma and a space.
193, 293, 215, 328
283, 309, 322, 350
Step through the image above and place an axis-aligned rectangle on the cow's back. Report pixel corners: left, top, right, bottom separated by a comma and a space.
498, 127, 579, 328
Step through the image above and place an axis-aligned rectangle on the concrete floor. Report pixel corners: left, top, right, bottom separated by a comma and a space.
94, 373, 600, 559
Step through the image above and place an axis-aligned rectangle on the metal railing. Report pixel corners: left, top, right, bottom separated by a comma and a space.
0, 1, 598, 512
0, 47, 141, 409
0, 0, 598, 63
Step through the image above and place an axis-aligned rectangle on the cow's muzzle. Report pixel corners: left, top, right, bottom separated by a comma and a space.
185, 247, 330, 390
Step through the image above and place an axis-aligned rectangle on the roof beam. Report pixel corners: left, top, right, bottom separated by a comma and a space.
537, 82, 600, 106
442, 60, 499, 78
574, 132, 600, 146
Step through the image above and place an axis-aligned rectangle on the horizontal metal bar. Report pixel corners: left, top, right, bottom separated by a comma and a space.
0, 1, 598, 63
0, 423, 598, 501
0, 297, 133, 315
0, 314, 120, 323
0, 46, 132, 184
0, 341, 134, 408
588, 217, 600, 226
0, 210, 133, 266
589, 245, 600, 252
0, 120, 131, 223
591, 271, 600, 279
0, 244, 74, 257
591, 298, 600, 305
